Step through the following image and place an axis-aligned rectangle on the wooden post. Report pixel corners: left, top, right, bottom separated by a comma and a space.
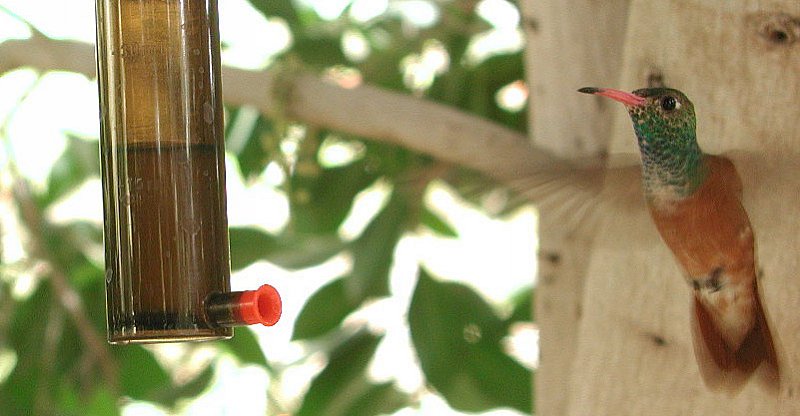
567, 1, 800, 414
520, 1, 631, 415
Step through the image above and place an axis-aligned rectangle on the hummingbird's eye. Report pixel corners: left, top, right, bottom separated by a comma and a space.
660, 96, 679, 111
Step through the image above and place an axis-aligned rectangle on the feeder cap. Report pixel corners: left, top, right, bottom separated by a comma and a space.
240, 284, 282, 326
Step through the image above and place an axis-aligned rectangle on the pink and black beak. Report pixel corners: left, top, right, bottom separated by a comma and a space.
578, 87, 646, 107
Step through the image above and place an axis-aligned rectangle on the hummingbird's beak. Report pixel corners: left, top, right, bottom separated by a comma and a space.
578, 87, 646, 106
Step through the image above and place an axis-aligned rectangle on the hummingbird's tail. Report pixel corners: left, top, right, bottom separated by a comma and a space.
690, 282, 780, 394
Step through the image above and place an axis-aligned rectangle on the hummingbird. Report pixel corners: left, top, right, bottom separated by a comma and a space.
578, 86, 780, 392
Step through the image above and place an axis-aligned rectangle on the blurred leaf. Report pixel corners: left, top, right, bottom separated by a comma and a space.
229, 227, 345, 271
344, 382, 409, 416
421, 207, 458, 237
0, 284, 53, 414
116, 346, 171, 401
428, 52, 527, 133
226, 109, 273, 180
149, 364, 215, 406
37, 221, 103, 289
470, 53, 526, 132
56, 384, 120, 416
361, 141, 416, 180
290, 159, 379, 234
117, 344, 214, 407
298, 331, 408, 416
348, 189, 409, 299
247, 0, 301, 29
56, 383, 81, 416
292, 36, 348, 69
56, 277, 107, 379
506, 287, 533, 325
224, 105, 243, 138
221, 327, 268, 367
0, 267, 109, 416
292, 278, 360, 340
473, 53, 525, 90
86, 386, 119, 416
229, 227, 277, 270
236, 124, 272, 179
293, 189, 412, 341
409, 269, 532, 413
41, 135, 100, 207
61, 220, 104, 246
356, 20, 413, 91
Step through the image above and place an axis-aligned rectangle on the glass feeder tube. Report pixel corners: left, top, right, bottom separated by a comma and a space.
95, 0, 280, 344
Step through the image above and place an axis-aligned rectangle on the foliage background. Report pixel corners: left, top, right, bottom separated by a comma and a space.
0, 0, 537, 414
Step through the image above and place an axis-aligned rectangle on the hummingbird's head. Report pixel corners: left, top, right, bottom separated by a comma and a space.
578, 86, 704, 198
577, 87, 696, 149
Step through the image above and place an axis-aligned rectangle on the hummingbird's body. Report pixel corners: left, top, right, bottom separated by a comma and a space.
579, 87, 780, 392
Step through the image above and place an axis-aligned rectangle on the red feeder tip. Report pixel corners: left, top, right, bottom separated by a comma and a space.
239, 284, 282, 326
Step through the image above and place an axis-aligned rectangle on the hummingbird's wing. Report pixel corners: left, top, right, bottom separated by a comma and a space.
507, 153, 646, 235
507, 150, 798, 238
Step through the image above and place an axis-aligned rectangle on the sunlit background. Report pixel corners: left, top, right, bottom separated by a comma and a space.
0, 0, 537, 414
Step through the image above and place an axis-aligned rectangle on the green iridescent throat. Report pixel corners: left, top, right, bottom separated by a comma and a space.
630, 110, 706, 199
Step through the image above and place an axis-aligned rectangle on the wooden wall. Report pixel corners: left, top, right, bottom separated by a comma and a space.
521, 1, 631, 414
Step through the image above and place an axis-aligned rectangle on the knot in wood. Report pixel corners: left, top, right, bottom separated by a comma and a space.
751, 12, 800, 46
646, 69, 665, 88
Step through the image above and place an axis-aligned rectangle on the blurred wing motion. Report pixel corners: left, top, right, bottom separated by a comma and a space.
508, 152, 646, 232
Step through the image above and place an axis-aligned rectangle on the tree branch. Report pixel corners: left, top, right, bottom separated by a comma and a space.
0, 36, 589, 188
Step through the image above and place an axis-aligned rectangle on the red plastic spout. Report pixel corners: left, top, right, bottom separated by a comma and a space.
205, 284, 282, 327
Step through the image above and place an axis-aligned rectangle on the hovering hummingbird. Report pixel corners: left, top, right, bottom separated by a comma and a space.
578, 86, 780, 392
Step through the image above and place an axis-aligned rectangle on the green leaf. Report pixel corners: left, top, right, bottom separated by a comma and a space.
229, 227, 278, 270
221, 327, 268, 367
56, 383, 120, 416
355, 17, 418, 91
226, 109, 273, 180
0, 284, 53, 415
116, 346, 171, 401
237, 123, 272, 179
298, 331, 408, 416
343, 382, 409, 416
506, 287, 534, 325
292, 36, 348, 69
292, 190, 411, 341
56, 277, 107, 378
427, 51, 527, 133
247, 0, 301, 29
0, 274, 111, 416
469, 53, 527, 132
85, 386, 120, 416
290, 159, 379, 234
42, 135, 100, 206
292, 278, 361, 340
40, 221, 103, 288
348, 189, 409, 299
421, 207, 458, 237
149, 364, 215, 406
229, 227, 346, 271
360, 141, 416, 180
116, 344, 214, 407
409, 269, 532, 413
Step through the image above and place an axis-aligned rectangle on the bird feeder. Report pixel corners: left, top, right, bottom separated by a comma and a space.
94, 0, 281, 343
